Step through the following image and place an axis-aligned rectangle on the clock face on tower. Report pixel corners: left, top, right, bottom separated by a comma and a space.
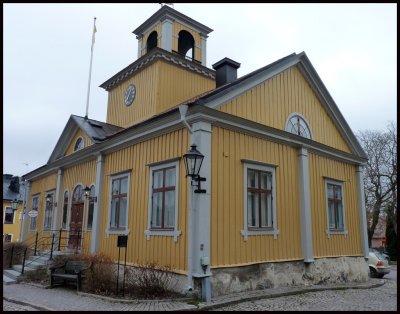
124, 84, 136, 106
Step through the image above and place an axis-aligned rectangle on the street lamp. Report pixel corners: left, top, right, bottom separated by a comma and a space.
84, 186, 97, 202
11, 199, 19, 211
183, 144, 206, 193
46, 194, 57, 207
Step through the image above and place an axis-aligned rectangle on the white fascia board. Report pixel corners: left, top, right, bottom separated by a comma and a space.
186, 109, 367, 166
47, 120, 79, 163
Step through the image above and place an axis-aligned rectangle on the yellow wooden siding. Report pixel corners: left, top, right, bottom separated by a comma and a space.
308, 152, 362, 257
172, 22, 202, 63
3, 201, 23, 242
141, 24, 162, 57
219, 66, 352, 153
26, 173, 58, 239
211, 126, 302, 267
106, 60, 214, 128
156, 61, 215, 113
65, 129, 93, 157
99, 128, 189, 272
106, 63, 159, 127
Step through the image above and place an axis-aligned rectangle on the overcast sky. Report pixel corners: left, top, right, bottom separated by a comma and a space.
4, 3, 397, 177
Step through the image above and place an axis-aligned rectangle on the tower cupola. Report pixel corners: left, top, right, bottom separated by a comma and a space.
133, 6, 213, 66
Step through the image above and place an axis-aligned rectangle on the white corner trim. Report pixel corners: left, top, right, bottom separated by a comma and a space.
241, 161, 278, 241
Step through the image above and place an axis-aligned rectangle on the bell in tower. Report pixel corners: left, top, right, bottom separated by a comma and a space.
133, 5, 212, 66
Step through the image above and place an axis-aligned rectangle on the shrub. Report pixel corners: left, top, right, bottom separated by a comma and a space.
3, 242, 31, 269
124, 263, 180, 299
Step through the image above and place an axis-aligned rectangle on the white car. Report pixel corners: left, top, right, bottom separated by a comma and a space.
368, 249, 391, 278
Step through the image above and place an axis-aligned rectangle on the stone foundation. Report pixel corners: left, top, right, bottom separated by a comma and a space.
210, 257, 369, 297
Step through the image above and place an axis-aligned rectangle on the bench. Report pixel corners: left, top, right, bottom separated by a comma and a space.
50, 260, 91, 291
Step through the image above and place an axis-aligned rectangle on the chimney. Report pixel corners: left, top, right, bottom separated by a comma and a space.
212, 57, 241, 87
9, 176, 20, 194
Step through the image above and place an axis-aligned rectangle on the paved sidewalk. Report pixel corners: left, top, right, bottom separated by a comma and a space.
3, 279, 386, 311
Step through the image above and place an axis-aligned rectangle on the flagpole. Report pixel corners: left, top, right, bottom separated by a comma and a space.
85, 17, 97, 119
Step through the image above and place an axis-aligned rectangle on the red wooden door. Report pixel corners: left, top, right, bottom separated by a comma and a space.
68, 203, 84, 249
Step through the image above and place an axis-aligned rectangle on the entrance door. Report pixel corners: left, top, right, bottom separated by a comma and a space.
68, 203, 84, 249
68, 185, 85, 250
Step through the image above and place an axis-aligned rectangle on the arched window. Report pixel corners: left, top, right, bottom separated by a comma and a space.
146, 31, 158, 53
86, 185, 95, 230
62, 191, 69, 229
178, 30, 195, 61
74, 137, 84, 152
285, 113, 312, 139
72, 185, 84, 203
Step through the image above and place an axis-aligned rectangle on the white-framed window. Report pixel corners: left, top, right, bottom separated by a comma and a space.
43, 191, 55, 230
285, 112, 312, 139
241, 161, 279, 240
61, 190, 69, 230
325, 178, 348, 237
107, 172, 130, 235
4, 206, 15, 224
29, 195, 39, 231
145, 160, 181, 241
73, 137, 84, 152
86, 185, 95, 230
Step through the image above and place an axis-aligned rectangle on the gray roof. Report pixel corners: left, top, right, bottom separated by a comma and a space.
71, 115, 123, 143
47, 115, 123, 163
3, 175, 26, 202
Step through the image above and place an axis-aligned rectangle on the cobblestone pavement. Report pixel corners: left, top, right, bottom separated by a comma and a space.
3, 300, 38, 311
212, 280, 397, 311
3, 283, 196, 311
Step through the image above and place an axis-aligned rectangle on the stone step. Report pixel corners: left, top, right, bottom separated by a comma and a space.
20, 260, 48, 270
4, 269, 24, 281
3, 274, 17, 285
27, 255, 52, 264
12, 264, 36, 274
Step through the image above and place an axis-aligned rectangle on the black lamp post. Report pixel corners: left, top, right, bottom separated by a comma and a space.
183, 144, 207, 194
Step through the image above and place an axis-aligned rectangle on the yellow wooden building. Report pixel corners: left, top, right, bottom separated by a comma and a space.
21, 6, 370, 298
3, 175, 26, 243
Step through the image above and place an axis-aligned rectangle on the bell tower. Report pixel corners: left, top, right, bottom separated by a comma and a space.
101, 6, 216, 128
133, 5, 213, 66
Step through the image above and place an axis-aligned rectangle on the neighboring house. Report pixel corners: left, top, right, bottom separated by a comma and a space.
21, 6, 370, 297
3, 174, 26, 242
370, 216, 387, 249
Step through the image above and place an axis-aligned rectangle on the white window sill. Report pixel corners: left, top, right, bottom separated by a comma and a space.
106, 228, 130, 237
241, 228, 279, 240
145, 229, 181, 242
326, 229, 348, 238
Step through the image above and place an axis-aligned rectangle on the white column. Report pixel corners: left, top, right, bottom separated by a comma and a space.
20, 181, 31, 241
356, 165, 369, 259
187, 121, 212, 301
298, 147, 314, 263
91, 154, 105, 254
136, 35, 143, 58
200, 34, 207, 66
161, 17, 173, 52
52, 169, 63, 232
